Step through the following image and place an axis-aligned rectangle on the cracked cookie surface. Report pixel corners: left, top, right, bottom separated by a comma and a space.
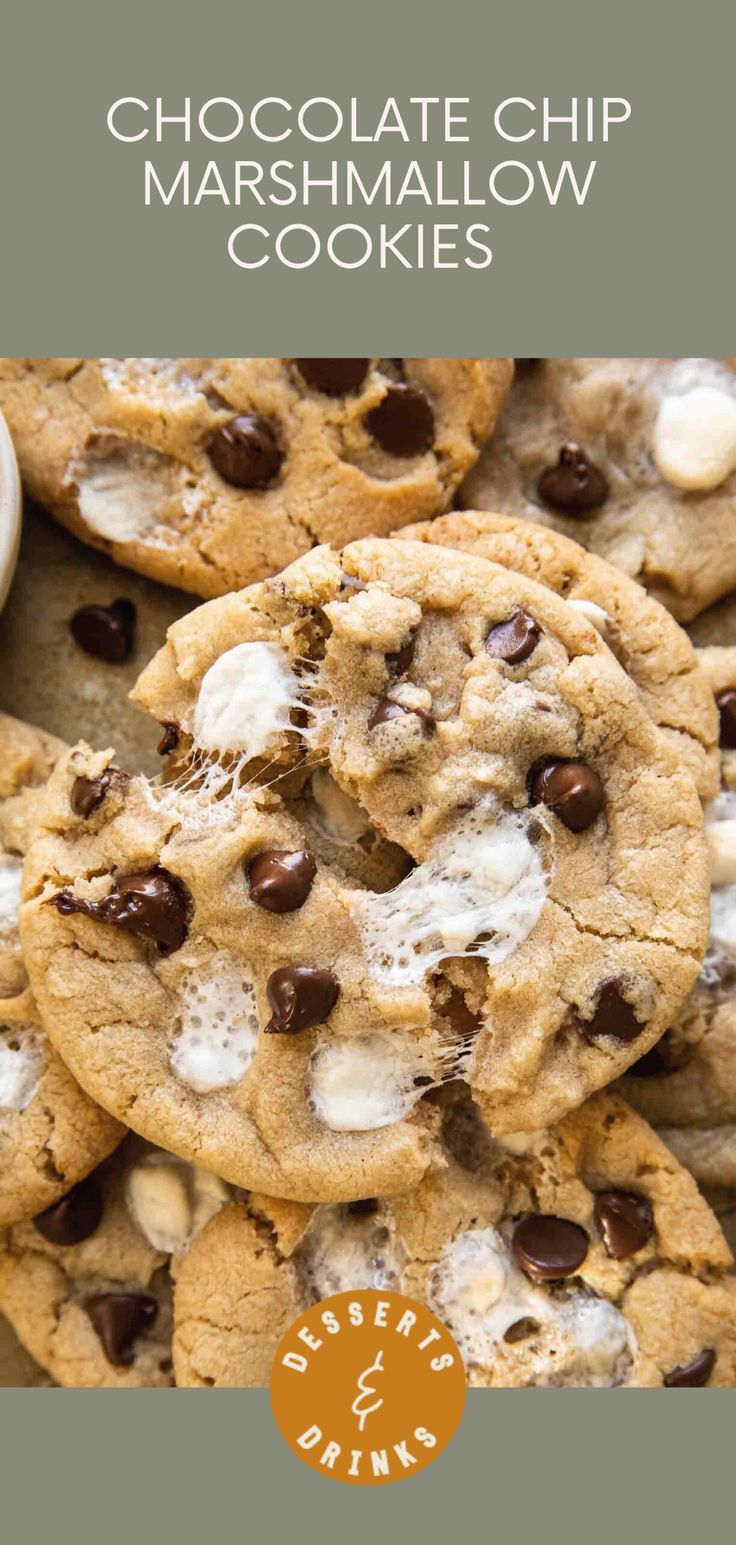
461, 359, 736, 622
0, 1134, 231, 1387
398, 508, 720, 801
173, 1090, 736, 1388
0, 357, 511, 599
0, 713, 121, 1228
20, 539, 709, 1197
623, 646, 736, 1185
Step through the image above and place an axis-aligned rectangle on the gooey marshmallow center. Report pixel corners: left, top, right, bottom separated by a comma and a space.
170, 954, 260, 1093
193, 641, 303, 760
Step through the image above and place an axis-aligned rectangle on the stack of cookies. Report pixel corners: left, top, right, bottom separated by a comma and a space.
1, 356, 735, 1389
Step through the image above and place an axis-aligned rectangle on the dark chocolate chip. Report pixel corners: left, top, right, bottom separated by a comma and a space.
264, 964, 339, 1034
663, 1347, 716, 1388
512, 1214, 589, 1282
207, 414, 283, 488
49, 866, 189, 955
295, 359, 370, 396
86, 1292, 158, 1367
69, 599, 136, 663
369, 697, 434, 731
247, 849, 317, 914
33, 1176, 104, 1246
70, 768, 128, 818
537, 443, 609, 515
529, 757, 604, 832
386, 635, 416, 676
716, 689, 736, 749
582, 981, 646, 1044
366, 384, 435, 457
594, 1190, 654, 1259
485, 610, 541, 665
157, 722, 180, 756
504, 1317, 540, 1343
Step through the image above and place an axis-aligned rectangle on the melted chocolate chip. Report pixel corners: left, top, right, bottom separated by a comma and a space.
70, 768, 128, 818
207, 414, 283, 488
347, 1198, 379, 1217
386, 635, 416, 676
537, 443, 609, 515
69, 599, 136, 663
33, 1176, 104, 1246
264, 964, 339, 1034
594, 1190, 654, 1259
485, 610, 541, 665
663, 1347, 716, 1388
248, 850, 317, 913
295, 359, 370, 395
504, 1317, 540, 1343
366, 384, 435, 457
582, 981, 646, 1044
716, 689, 736, 749
157, 722, 180, 756
86, 1292, 158, 1367
369, 697, 434, 731
529, 758, 604, 832
49, 867, 189, 955
512, 1214, 589, 1282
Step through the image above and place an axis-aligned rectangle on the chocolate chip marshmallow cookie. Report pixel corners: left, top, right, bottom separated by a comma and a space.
173, 1091, 736, 1388
624, 646, 736, 1186
0, 713, 122, 1229
20, 539, 709, 1199
460, 359, 736, 622
397, 508, 719, 800
0, 358, 511, 598
0, 1136, 232, 1387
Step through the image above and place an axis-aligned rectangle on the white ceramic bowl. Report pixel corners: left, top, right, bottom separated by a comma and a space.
0, 409, 21, 609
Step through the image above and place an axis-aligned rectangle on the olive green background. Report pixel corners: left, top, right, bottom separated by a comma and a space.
2, 0, 735, 1537
1, 0, 735, 355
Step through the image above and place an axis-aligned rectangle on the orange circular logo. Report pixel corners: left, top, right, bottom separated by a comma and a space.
269, 1289, 466, 1486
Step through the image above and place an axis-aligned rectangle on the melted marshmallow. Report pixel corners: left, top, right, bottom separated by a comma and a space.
0, 857, 22, 937
308, 1033, 432, 1131
299, 1204, 402, 1300
0, 1029, 43, 1111
310, 769, 371, 846
653, 370, 736, 491
192, 642, 303, 760
567, 598, 609, 637
73, 439, 180, 543
170, 955, 259, 1093
126, 1151, 230, 1254
349, 805, 547, 989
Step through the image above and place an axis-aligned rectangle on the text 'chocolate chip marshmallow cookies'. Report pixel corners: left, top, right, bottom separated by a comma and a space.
19, 537, 709, 1202
0, 358, 512, 598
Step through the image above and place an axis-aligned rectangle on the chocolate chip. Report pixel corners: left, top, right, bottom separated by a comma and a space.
157, 722, 180, 756
386, 635, 416, 676
594, 1190, 654, 1259
663, 1347, 716, 1388
514, 359, 541, 373
504, 1317, 540, 1343
50, 867, 189, 955
485, 610, 541, 665
366, 384, 435, 457
295, 359, 370, 395
529, 758, 604, 832
264, 964, 339, 1033
207, 414, 283, 488
33, 1176, 104, 1246
537, 443, 609, 515
369, 697, 434, 731
582, 981, 646, 1044
86, 1292, 158, 1367
716, 689, 736, 749
512, 1214, 589, 1282
70, 768, 128, 818
69, 599, 136, 663
248, 850, 317, 913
